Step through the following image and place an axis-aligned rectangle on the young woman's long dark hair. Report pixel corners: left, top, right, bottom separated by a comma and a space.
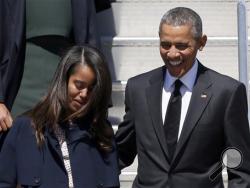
26, 45, 113, 152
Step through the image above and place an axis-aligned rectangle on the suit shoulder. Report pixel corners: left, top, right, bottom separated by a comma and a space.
207, 68, 243, 88
205, 68, 247, 97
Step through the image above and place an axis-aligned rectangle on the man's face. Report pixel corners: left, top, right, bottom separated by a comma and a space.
159, 23, 206, 77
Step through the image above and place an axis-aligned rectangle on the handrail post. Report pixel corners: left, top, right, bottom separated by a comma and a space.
237, 0, 249, 119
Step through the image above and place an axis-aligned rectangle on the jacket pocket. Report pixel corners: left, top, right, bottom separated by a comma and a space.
18, 176, 41, 188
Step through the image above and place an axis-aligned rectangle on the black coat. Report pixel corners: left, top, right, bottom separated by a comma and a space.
0, 116, 120, 188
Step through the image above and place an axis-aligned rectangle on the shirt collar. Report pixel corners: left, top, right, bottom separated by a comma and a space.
164, 59, 198, 91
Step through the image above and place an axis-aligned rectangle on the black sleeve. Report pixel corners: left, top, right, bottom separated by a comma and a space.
224, 83, 250, 187
115, 80, 137, 169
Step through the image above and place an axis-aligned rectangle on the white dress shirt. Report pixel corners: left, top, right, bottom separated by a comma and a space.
162, 59, 198, 140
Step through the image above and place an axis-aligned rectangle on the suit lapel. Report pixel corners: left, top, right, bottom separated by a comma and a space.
146, 67, 171, 163
172, 63, 213, 163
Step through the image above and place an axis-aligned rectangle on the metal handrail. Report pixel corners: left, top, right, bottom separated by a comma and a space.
237, 0, 249, 108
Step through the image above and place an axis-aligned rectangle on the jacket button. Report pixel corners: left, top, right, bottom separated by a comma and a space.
34, 177, 41, 184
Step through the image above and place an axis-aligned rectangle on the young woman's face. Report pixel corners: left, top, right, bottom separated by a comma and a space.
67, 64, 96, 114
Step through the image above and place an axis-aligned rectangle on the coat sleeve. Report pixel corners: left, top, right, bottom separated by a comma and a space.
224, 83, 250, 188
0, 0, 8, 103
72, 0, 100, 48
0, 120, 20, 188
0, 0, 25, 110
115, 79, 137, 170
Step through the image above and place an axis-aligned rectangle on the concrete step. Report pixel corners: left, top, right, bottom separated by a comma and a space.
102, 37, 250, 81
109, 82, 126, 125
97, 1, 250, 37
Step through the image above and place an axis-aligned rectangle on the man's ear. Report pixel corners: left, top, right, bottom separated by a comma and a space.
199, 34, 207, 51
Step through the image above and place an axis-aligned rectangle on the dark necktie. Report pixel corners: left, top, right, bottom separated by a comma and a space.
164, 79, 182, 161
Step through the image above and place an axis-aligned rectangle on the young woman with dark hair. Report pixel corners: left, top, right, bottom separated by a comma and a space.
0, 45, 120, 188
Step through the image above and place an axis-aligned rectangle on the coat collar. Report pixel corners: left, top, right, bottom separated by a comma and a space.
44, 119, 93, 173
45, 118, 92, 148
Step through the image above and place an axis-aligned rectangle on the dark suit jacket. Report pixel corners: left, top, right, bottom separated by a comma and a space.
0, 0, 100, 150
115, 62, 250, 188
0, 116, 120, 188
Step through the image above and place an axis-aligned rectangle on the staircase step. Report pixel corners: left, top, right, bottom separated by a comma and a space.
109, 81, 126, 125
97, 1, 250, 37
102, 37, 250, 81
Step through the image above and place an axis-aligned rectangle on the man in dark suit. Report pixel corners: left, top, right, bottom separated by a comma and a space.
115, 7, 250, 188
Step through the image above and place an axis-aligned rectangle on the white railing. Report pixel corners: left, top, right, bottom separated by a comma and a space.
237, 0, 249, 113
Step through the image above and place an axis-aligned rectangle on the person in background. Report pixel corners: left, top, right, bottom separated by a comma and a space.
0, 45, 120, 188
0, 0, 111, 149
115, 7, 250, 188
